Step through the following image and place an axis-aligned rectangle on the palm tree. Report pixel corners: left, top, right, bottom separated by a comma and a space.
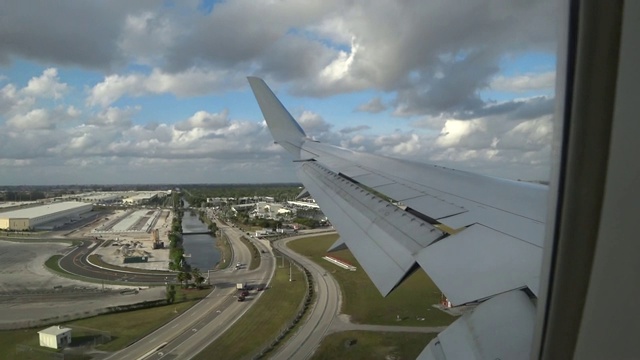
177, 271, 187, 288
165, 284, 176, 304
192, 268, 205, 288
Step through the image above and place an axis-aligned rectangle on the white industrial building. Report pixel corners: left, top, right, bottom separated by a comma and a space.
75, 192, 124, 204
38, 325, 72, 349
0, 201, 92, 230
122, 192, 165, 205
255, 202, 291, 219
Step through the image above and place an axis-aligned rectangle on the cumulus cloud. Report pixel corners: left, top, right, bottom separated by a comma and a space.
6, 106, 78, 130
0, 0, 558, 184
22, 68, 68, 99
86, 106, 138, 128
340, 125, 371, 134
118, 11, 183, 65
298, 111, 331, 135
86, 67, 237, 107
175, 110, 229, 131
356, 97, 386, 113
490, 71, 555, 93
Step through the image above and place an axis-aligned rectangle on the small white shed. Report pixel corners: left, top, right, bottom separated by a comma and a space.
38, 325, 72, 349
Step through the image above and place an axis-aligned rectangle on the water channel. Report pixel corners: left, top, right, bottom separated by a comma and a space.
181, 209, 221, 271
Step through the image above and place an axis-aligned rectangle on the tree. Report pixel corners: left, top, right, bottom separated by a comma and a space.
165, 284, 176, 304
177, 271, 188, 288
192, 268, 205, 288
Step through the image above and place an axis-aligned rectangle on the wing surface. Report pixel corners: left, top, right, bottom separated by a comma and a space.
248, 76, 546, 358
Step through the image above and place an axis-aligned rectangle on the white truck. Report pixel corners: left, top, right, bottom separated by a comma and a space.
236, 282, 246, 290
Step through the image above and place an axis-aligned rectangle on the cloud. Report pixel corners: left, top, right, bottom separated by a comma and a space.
0, 1, 558, 184
0, 1, 138, 69
22, 68, 68, 99
175, 110, 229, 131
86, 106, 138, 128
356, 97, 386, 113
298, 110, 331, 135
490, 71, 555, 93
87, 68, 236, 107
340, 125, 371, 134
118, 11, 183, 66
6, 106, 78, 130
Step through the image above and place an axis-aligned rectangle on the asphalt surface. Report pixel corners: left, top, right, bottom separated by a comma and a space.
57, 225, 344, 359
101, 221, 276, 360
270, 235, 342, 360
58, 239, 177, 284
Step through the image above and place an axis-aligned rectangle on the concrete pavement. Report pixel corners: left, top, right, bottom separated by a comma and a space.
269, 235, 342, 360
103, 220, 276, 360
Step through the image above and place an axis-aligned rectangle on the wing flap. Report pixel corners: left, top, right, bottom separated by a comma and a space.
402, 195, 468, 220
418, 290, 536, 360
416, 224, 542, 305
297, 161, 443, 295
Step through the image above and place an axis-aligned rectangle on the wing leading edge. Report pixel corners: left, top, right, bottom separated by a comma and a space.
248, 77, 545, 359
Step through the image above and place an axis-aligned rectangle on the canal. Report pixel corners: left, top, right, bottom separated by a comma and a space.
181, 211, 221, 271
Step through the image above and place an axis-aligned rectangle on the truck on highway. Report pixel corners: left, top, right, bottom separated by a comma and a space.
236, 282, 246, 290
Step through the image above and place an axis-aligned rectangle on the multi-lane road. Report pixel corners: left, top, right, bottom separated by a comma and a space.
269, 235, 341, 360
103, 222, 276, 359
58, 219, 343, 359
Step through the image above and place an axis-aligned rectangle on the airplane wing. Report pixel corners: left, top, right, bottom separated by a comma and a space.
248, 76, 545, 360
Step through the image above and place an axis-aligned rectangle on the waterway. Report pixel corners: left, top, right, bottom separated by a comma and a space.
181, 211, 221, 271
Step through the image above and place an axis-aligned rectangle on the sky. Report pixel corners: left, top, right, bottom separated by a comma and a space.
0, 0, 558, 185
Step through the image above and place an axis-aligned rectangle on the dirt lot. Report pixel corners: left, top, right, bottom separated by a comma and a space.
0, 240, 164, 330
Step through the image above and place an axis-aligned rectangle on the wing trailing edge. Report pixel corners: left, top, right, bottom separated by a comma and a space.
248, 77, 545, 358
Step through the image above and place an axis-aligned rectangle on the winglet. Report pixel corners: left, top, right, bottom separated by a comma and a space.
247, 77, 306, 158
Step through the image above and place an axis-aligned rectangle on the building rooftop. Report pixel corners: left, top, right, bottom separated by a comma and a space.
0, 201, 90, 219
38, 325, 71, 336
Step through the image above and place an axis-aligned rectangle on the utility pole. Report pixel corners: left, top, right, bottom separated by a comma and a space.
289, 261, 292, 282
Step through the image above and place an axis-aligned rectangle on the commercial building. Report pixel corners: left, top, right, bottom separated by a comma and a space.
0, 201, 92, 230
38, 325, 72, 349
122, 192, 166, 205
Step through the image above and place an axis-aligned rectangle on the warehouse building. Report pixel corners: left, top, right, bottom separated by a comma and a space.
0, 201, 92, 231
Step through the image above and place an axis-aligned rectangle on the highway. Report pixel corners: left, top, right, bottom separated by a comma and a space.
270, 234, 341, 360
57, 218, 341, 359
103, 221, 276, 360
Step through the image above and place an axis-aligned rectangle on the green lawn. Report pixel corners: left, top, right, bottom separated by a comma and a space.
194, 259, 306, 359
311, 331, 436, 360
0, 288, 211, 358
214, 232, 232, 270
287, 234, 456, 327
240, 236, 261, 270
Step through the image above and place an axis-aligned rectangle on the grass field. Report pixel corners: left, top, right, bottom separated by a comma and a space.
240, 235, 261, 270
194, 259, 306, 360
311, 330, 436, 360
214, 232, 232, 270
287, 234, 456, 327
0, 288, 211, 359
